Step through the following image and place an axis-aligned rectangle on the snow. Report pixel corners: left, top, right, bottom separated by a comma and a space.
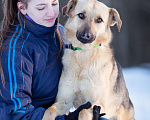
123, 67, 150, 120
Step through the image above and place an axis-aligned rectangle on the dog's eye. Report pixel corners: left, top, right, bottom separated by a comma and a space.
96, 18, 103, 23
78, 13, 85, 19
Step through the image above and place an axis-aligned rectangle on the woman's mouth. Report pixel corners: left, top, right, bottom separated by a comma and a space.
45, 18, 54, 22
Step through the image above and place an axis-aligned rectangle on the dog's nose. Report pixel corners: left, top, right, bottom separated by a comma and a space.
81, 32, 92, 40
76, 30, 95, 44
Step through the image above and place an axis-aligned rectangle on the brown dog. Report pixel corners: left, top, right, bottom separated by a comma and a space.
42, 0, 135, 120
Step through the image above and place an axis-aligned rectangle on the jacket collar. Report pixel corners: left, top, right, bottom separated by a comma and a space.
18, 14, 58, 37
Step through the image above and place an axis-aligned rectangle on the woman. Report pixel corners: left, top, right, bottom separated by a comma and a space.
0, 0, 106, 120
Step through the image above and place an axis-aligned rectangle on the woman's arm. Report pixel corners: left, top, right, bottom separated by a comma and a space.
0, 42, 65, 120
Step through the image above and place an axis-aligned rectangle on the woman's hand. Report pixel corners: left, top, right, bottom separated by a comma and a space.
92, 105, 106, 120
65, 101, 92, 120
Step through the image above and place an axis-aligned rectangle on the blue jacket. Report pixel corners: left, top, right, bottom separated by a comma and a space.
0, 15, 65, 120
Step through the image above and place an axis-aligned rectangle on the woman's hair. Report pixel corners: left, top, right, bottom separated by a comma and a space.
0, 0, 30, 86
0, 0, 29, 47
0, 0, 63, 86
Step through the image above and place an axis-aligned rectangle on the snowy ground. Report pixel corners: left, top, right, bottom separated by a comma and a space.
123, 66, 150, 120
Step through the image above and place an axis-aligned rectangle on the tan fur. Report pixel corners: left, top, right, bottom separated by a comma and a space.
42, 0, 134, 120
79, 109, 93, 120
42, 106, 57, 120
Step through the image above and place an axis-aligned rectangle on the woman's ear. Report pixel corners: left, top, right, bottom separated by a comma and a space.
17, 2, 27, 15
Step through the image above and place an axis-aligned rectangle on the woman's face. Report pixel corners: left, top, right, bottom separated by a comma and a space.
18, 0, 59, 27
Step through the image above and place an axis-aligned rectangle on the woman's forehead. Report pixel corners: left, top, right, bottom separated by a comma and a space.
29, 0, 58, 4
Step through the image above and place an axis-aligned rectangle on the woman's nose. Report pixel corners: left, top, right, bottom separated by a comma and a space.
46, 6, 55, 17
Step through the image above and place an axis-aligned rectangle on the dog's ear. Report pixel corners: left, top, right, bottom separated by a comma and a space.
108, 8, 122, 32
62, 0, 77, 17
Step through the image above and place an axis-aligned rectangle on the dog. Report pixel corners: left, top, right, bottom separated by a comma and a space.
42, 0, 135, 119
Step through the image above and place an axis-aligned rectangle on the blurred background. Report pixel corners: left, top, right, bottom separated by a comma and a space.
0, 0, 150, 119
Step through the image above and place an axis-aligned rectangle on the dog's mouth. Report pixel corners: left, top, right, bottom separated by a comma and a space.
76, 31, 96, 44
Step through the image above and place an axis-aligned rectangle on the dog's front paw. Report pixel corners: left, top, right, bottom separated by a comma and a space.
42, 106, 57, 120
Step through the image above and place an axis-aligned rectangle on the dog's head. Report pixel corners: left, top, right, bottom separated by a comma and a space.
63, 0, 122, 48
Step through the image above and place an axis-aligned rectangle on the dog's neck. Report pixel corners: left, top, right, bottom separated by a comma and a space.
64, 43, 102, 51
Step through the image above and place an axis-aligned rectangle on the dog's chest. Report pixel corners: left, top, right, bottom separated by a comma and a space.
63, 49, 110, 99
75, 50, 94, 67
72, 51, 106, 102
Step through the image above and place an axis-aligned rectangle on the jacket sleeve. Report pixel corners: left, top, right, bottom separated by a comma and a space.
0, 44, 65, 120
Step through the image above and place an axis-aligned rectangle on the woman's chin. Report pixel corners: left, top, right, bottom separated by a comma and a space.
42, 20, 55, 27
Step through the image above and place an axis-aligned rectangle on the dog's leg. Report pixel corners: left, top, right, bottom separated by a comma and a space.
42, 101, 73, 120
42, 72, 77, 120
109, 105, 135, 120
78, 108, 93, 120
116, 105, 135, 120
42, 104, 58, 120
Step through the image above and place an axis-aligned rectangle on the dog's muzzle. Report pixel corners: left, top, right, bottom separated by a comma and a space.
76, 31, 96, 44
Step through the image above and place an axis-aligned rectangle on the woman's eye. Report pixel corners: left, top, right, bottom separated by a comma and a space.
37, 7, 45, 11
78, 13, 85, 20
96, 18, 103, 23
52, 2, 58, 6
